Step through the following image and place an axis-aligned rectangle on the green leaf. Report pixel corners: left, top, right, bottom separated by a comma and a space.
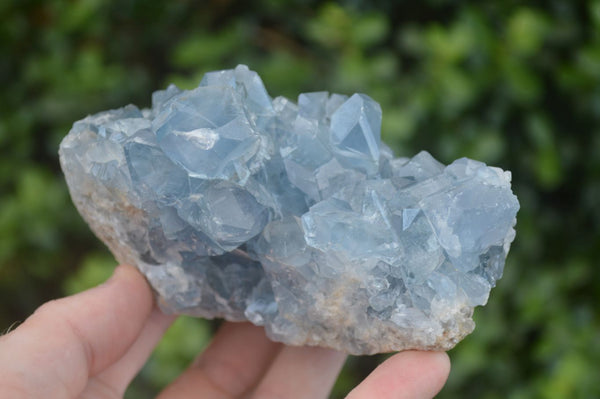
351, 13, 389, 48
507, 8, 549, 56
62, 252, 116, 295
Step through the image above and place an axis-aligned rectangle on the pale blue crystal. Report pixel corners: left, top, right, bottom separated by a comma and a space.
151, 84, 182, 114
330, 93, 382, 175
178, 180, 270, 252
201, 64, 273, 116
59, 65, 519, 355
153, 86, 262, 183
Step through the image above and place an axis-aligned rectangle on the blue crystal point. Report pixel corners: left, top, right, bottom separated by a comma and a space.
59, 64, 519, 355
153, 86, 262, 182
330, 93, 382, 174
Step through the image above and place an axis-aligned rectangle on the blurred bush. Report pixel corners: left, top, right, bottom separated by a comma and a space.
1, 0, 599, 397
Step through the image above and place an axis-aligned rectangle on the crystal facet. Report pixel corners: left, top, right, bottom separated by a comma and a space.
59, 65, 519, 354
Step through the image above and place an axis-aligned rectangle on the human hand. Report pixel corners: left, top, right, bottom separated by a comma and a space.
0, 264, 450, 398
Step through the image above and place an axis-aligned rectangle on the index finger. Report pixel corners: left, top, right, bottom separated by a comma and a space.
0, 264, 155, 398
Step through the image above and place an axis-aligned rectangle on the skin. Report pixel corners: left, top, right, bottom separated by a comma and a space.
0, 264, 450, 398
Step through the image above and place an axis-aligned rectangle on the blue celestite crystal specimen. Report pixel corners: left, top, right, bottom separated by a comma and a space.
59, 65, 519, 354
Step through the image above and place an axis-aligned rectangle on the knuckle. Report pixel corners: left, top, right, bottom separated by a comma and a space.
32, 298, 96, 373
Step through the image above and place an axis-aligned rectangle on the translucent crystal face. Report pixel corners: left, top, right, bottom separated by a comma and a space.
59, 64, 519, 355
329, 93, 382, 174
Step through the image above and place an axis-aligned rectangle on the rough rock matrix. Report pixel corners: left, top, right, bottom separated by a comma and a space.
59, 65, 519, 354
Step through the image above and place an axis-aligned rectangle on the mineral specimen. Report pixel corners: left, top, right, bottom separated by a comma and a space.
59, 65, 519, 355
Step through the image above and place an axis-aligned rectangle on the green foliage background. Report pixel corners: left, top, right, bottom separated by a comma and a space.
1, 1, 599, 397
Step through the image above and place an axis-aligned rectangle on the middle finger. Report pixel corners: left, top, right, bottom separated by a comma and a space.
157, 322, 282, 398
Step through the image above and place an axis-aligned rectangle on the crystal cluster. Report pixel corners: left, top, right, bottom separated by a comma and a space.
59, 65, 519, 354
